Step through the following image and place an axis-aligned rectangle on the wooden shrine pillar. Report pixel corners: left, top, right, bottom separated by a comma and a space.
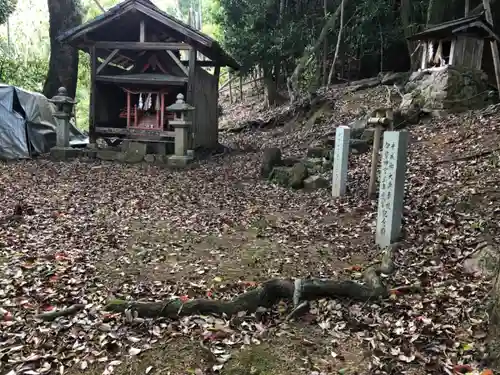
89, 45, 97, 143
186, 48, 197, 148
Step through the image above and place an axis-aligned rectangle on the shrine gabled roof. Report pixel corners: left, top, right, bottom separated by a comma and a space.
57, 0, 239, 69
407, 12, 500, 43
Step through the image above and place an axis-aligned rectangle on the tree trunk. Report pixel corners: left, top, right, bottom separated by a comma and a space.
321, 0, 328, 86
326, 0, 344, 87
43, 0, 83, 99
400, 0, 420, 71
264, 64, 278, 107
287, 0, 345, 103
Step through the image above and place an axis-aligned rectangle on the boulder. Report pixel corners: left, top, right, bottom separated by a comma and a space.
350, 139, 370, 154
261, 147, 282, 178
380, 71, 410, 85
304, 175, 329, 190
144, 154, 155, 163
281, 157, 301, 167
463, 244, 499, 277
289, 162, 308, 189
400, 66, 491, 114
269, 166, 291, 186
306, 147, 327, 158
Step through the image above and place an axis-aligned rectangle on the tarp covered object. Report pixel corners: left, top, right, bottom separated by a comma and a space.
0, 84, 88, 160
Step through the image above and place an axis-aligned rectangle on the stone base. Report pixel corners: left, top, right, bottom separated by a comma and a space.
50, 146, 82, 160
167, 155, 193, 168
97, 149, 120, 161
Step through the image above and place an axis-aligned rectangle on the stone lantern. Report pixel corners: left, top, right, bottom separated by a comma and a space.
166, 93, 195, 166
48, 87, 80, 160
48, 87, 77, 148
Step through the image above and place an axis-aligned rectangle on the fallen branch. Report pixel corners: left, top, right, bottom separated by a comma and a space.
436, 148, 500, 164
103, 244, 402, 320
34, 304, 85, 321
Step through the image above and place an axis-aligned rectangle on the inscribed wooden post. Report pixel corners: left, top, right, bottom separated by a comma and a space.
375, 131, 409, 247
89, 45, 97, 143
331, 126, 350, 196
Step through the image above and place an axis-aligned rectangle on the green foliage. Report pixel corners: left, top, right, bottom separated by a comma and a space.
0, 0, 16, 25
0, 50, 47, 92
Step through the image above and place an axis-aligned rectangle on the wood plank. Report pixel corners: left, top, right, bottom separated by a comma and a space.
134, 2, 212, 48
90, 45, 97, 143
187, 48, 197, 103
139, 20, 145, 42
167, 50, 189, 75
482, 0, 500, 99
62, 3, 133, 43
94, 41, 192, 50
96, 49, 119, 74
181, 60, 216, 67
214, 64, 220, 122
96, 74, 187, 85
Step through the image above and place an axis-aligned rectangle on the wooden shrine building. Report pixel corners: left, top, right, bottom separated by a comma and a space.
407, 12, 500, 74
58, 0, 239, 150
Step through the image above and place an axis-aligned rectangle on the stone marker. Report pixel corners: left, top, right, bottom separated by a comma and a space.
375, 131, 409, 247
331, 126, 350, 196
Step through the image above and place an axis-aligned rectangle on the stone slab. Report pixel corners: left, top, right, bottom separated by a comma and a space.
50, 147, 82, 160
167, 155, 193, 168
97, 150, 119, 161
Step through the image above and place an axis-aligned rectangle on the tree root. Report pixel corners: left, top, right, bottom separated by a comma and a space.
103, 244, 404, 320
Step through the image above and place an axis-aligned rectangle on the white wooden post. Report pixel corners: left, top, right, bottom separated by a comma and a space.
375, 131, 409, 247
331, 126, 350, 196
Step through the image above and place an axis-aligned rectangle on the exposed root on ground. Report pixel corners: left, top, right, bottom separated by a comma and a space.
101, 244, 420, 320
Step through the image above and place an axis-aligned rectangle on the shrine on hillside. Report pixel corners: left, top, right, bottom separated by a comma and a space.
58, 0, 239, 155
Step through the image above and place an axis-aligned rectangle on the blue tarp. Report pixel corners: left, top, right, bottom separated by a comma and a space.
0, 84, 88, 159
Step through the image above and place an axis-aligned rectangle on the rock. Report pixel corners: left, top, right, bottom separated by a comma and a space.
350, 139, 370, 154
261, 147, 282, 178
123, 142, 147, 163
400, 66, 491, 114
281, 157, 301, 167
348, 77, 381, 92
97, 150, 118, 161
304, 157, 331, 173
289, 162, 308, 189
303, 175, 329, 190
269, 166, 291, 186
361, 128, 375, 143
463, 244, 499, 277
380, 71, 410, 85
144, 154, 155, 163
306, 147, 326, 158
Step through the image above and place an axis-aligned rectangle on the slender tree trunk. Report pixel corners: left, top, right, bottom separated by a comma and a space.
321, 0, 328, 86
44, 0, 82, 99
400, 0, 419, 71
327, 0, 344, 87
287, 0, 345, 103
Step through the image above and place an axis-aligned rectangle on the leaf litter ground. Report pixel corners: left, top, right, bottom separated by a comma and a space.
0, 94, 499, 375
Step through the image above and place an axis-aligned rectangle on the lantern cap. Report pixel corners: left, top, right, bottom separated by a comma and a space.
49, 86, 77, 105
166, 93, 194, 111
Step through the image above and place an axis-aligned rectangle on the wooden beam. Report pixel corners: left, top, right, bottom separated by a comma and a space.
214, 64, 220, 119
482, 0, 500, 99
94, 41, 192, 50
63, 4, 133, 43
167, 50, 189, 75
139, 20, 145, 42
180, 60, 215, 67
89, 45, 97, 143
420, 42, 428, 70
96, 49, 119, 74
449, 38, 456, 65
134, 2, 212, 47
186, 48, 197, 103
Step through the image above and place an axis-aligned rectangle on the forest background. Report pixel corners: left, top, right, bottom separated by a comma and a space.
0, 0, 492, 129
